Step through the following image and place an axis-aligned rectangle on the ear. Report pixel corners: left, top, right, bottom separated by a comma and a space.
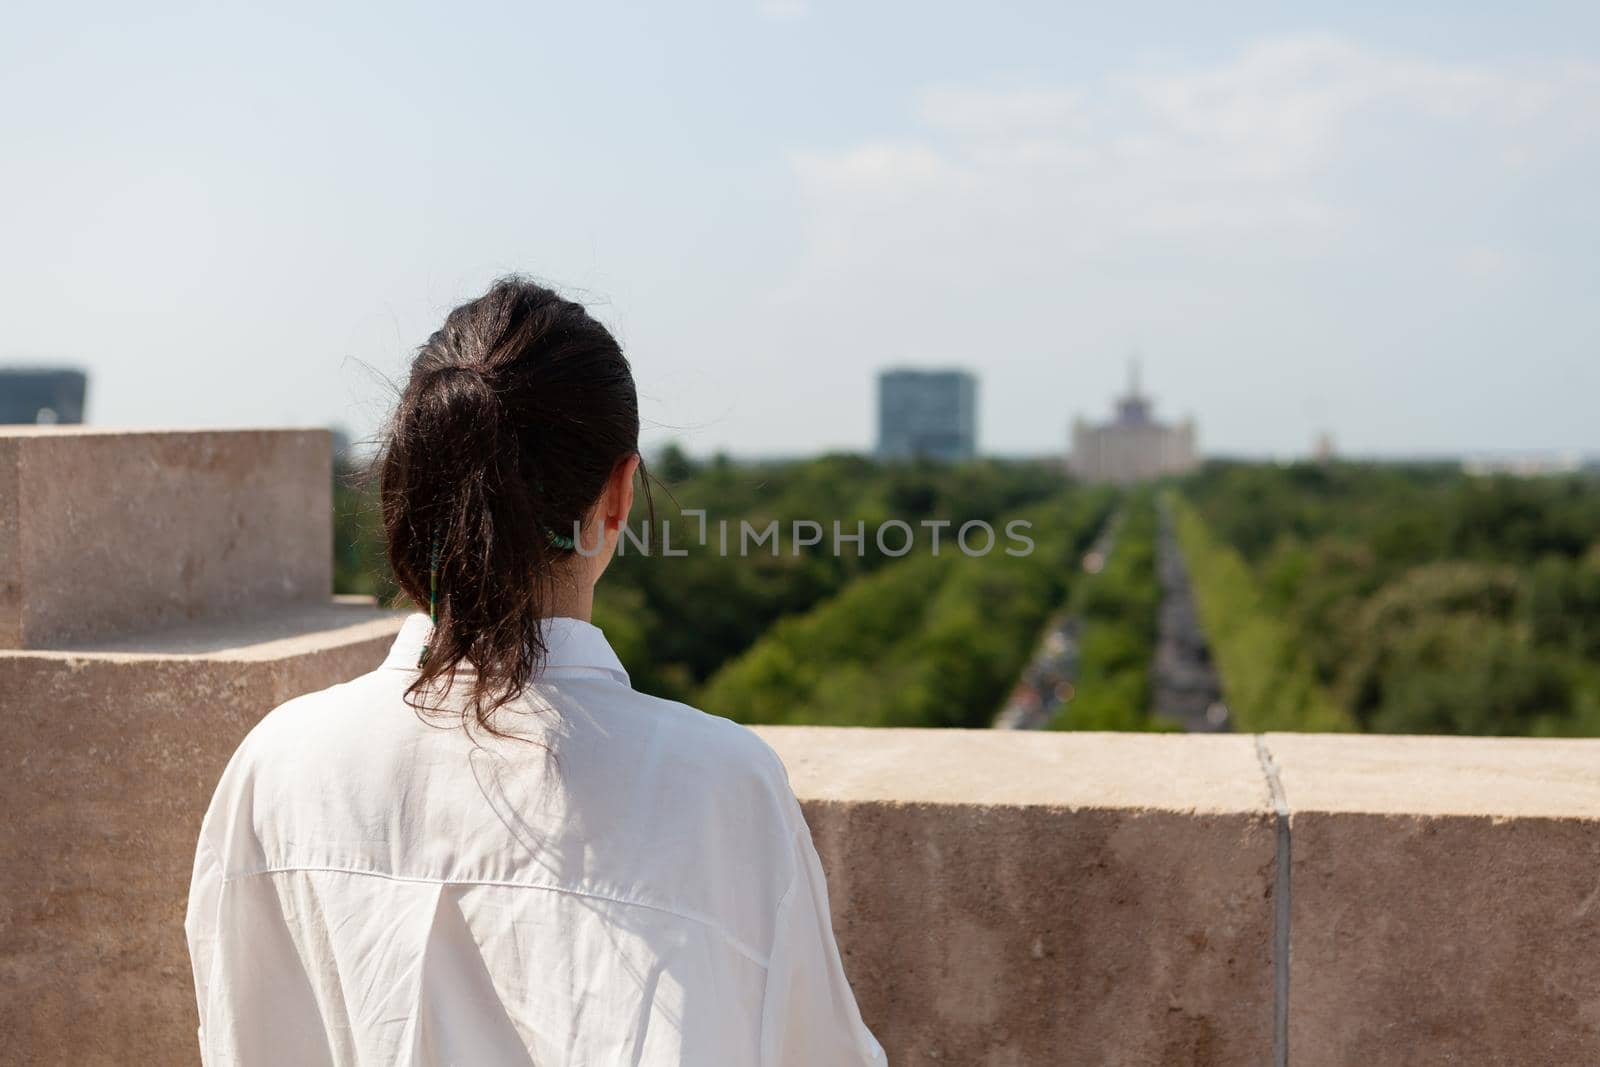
603, 453, 641, 527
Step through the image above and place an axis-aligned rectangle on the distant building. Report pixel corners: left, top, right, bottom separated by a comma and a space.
1069, 363, 1197, 484
1463, 452, 1584, 478
877, 368, 977, 462
0, 368, 88, 424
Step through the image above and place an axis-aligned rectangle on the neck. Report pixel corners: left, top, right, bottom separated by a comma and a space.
543, 572, 594, 622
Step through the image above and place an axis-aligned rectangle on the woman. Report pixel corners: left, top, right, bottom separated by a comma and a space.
185, 278, 885, 1066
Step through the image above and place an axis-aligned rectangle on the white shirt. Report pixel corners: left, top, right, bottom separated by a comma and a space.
186, 614, 884, 1066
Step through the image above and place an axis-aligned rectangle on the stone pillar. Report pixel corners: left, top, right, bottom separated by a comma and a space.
0, 428, 340, 648
0, 428, 403, 1065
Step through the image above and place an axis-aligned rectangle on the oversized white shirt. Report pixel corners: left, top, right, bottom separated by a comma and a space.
186, 614, 884, 1066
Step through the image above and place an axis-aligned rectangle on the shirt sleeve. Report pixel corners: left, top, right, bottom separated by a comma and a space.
759, 821, 886, 1066
184, 828, 223, 1060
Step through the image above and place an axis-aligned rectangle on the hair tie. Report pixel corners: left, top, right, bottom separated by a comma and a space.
534, 481, 577, 550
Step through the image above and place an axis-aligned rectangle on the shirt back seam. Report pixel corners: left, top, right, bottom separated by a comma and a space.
221, 863, 771, 968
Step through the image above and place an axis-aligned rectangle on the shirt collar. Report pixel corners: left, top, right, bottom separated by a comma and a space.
381, 613, 630, 685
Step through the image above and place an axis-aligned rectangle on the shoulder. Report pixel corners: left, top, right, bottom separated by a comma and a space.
632, 688, 791, 783
647, 690, 788, 765
558, 678, 801, 827
600, 691, 810, 906
627, 687, 796, 790
197, 669, 399, 866
223, 667, 405, 778
247, 670, 376, 736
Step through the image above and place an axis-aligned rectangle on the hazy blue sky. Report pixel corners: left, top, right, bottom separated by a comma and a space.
4, 1, 1598, 457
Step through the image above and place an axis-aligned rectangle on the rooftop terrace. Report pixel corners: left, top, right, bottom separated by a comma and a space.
1, 428, 1596, 1065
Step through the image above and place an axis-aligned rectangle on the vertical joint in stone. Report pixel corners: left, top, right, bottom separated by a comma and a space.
1255, 734, 1291, 1067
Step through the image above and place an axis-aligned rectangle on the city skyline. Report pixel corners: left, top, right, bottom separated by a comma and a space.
4, 3, 1599, 458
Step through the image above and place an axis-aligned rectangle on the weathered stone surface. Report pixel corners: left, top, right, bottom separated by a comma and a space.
757, 728, 1279, 1066
1266, 733, 1600, 1066
0, 428, 333, 649
0, 604, 403, 1066
1265, 731, 1600, 819
1287, 811, 1600, 1066
759, 725, 1273, 813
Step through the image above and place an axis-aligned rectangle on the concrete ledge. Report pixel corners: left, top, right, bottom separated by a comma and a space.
0, 428, 333, 649
1262, 733, 1600, 1065
758, 726, 1272, 813
1264, 731, 1600, 818
0, 603, 404, 1065
31, 595, 404, 658
755, 727, 1600, 1067
757, 728, 1278, 1065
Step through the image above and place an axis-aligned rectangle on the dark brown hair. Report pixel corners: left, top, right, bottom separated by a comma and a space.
378, 277, 645, 733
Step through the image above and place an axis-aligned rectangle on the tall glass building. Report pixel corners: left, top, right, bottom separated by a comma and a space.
0, 368, 88, 424
876, 369, 977, 462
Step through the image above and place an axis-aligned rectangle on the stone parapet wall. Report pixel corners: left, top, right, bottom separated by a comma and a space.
757, 727, 1600, 1066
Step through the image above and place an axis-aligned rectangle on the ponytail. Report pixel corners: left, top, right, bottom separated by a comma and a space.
378, 277, 645, 735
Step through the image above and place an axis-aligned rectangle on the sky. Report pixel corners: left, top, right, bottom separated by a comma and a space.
3, 1, 1598, 459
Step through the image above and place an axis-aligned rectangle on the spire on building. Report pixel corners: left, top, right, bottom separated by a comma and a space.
1115, 354, 1152, 427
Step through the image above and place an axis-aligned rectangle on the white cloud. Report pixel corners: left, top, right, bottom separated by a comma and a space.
764, 34, 1600, 453
785, 33, 1600, 249
790, 142, 963, 195
1126, 34, 1596, 175
918, 86, 1085, 137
